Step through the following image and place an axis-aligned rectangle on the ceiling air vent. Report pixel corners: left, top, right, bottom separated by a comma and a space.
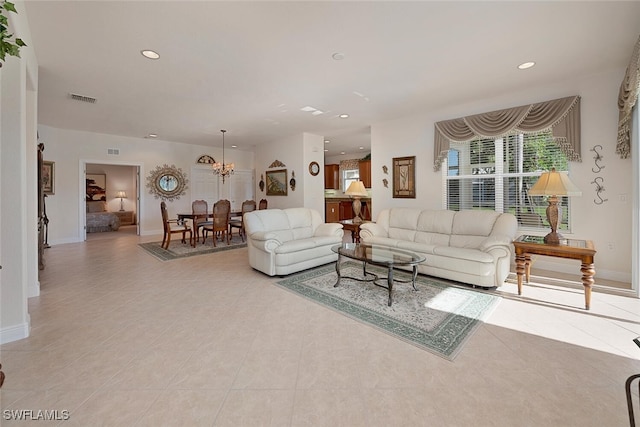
69, 93, 97, 104
107, 148, 120, 155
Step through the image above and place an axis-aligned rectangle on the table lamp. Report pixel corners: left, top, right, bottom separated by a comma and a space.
528, 168, 581, 244
345, 180, 368, 224
116, 190, 127, 211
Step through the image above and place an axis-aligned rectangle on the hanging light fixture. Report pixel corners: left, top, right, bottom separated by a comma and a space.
212, 129, 235, 183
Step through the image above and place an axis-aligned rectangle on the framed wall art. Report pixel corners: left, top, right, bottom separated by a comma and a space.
42, 161, 55, 195
86, 173, 107, 201
393, 156, 415, 198
266, 169, 288, 196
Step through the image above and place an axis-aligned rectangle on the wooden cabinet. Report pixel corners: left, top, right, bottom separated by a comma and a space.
359, 160, 371, 188
115, 211, 135, 225
340, 201, 354, 220
326, 201, 340, 223
324, 164, 339, 189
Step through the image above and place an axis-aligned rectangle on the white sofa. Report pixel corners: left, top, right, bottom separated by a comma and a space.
244, 208, 344, 276
359, 208, 518, 288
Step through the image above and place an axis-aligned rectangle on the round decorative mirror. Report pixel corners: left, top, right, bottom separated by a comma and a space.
146, 164, 188, 201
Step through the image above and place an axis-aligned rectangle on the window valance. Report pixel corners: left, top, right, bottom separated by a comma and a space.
617, 34, 640, 159
433, 96, 581, 171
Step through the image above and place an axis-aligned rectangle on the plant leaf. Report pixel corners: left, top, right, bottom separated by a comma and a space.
3, 2, 18, 14
15, 37, 25, 47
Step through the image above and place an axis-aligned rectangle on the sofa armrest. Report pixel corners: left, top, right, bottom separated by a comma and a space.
314, 223, 344, 237
248, 231, 282, 253
359, 223, 387, 239
479, 235, 513, 259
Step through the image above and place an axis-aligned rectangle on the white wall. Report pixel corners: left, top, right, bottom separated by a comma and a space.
254, 132, 325, 211
0, 0, 38, 344
370, 67, 633, 282
38, 125, 255, 243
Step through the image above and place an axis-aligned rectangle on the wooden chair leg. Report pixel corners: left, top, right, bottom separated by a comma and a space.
164, 233, 171, 249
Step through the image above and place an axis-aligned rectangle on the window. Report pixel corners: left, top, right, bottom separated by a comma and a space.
343, 168, 360, 192
444, 131, 573, 231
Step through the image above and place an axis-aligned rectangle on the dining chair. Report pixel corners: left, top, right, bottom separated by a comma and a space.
191, 199, 209, 243
201, 199, 231, 246
229, 200, 256, 242
259, 199, 268, 210
160, 201, 193, 249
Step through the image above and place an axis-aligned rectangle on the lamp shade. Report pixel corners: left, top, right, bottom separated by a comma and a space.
345, 181, 368, 197
528, 168, 581, 197
115, 190, 127, 198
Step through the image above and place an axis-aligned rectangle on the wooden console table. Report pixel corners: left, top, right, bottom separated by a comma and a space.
513, 235, 596, 310
339, 219, 371, 243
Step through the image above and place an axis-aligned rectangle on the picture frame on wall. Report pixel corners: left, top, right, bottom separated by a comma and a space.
86, 173, 107, 201
266, 169, 288, 196
43, 161, 55, 195
393, 156, 415, 198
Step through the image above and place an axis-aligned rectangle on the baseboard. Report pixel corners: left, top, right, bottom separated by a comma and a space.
28, 279, 40, 298
0, 321, 30, 345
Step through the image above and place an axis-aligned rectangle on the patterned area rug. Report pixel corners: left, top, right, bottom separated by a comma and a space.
138, 234, 247, 261
276, 261, 500, 360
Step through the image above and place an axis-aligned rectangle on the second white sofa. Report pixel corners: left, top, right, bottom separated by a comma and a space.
244, 207, 344, 276
359, 208, 518, 288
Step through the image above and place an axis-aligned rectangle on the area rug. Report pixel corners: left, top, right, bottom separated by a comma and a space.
138, 234, 247, 261
276, 261, 500, 360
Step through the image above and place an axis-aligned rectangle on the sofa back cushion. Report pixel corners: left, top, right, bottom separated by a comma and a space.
414, 210, 455, 245
245, 208, 323, 243
284, 208, 317, 240
387, 208, 421, 241
450, 210, 501, 249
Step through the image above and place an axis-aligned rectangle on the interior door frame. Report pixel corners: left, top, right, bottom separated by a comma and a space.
79, 159, 143, 241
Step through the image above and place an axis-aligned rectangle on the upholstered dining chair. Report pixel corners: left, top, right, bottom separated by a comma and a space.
201, 199, 231, 247
259, 199, 268, 210
229, 200, 256, 242
191, 199, 209, 243
160, 201, 193, 249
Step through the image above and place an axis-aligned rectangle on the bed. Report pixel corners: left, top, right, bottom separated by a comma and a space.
86, 201, 120, 232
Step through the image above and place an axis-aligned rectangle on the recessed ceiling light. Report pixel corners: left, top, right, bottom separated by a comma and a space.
301, 106, 317, 112
340, 151, 346, 155
141, 50, 160, 60
332, 52, 345, 61
359, 146, 364, 150
324, 140, 330, 144
517, 61, 535, 70
339, 114, 349, 119
231, 145, 237, 148
147, 133, 158, 138
324, 149, 329, 152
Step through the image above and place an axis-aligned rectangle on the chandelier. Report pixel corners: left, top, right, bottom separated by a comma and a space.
212, 129, 234, 183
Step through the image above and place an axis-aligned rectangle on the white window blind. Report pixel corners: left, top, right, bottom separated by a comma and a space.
444, 131, 573, 231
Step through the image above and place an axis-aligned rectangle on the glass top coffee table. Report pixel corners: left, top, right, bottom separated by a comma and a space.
331, 243, 426, 306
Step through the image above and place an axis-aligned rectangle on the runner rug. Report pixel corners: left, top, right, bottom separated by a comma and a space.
276, 261, 500, 360
138, 234, 247, 261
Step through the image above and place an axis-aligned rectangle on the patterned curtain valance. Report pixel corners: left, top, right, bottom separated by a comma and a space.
433, 96, 581, 171
617, 34, 640, 159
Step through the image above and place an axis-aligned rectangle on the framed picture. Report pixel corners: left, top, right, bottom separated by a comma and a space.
266, 169, 288, 196
393, 156, 415, 198
43, 161, 55, 195
86, 173, 107, 201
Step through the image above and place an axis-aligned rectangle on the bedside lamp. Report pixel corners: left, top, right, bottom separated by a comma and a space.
116, 190, 127, 211
528, 168, 581, 244
345, 180, 368, 224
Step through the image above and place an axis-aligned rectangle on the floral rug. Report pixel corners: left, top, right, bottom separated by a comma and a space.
138, 234, 247, 261
276, 261, 500, 360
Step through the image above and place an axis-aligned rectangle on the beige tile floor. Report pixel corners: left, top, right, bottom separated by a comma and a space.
2, 228, 640, 426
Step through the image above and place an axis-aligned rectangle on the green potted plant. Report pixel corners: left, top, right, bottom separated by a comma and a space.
0, 1, 26, 67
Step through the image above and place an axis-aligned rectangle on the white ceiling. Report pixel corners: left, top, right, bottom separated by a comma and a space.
23, 1, 640, 157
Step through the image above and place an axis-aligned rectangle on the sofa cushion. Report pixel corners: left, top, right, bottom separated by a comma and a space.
396, 240, 438, 255
433, 245, 494, 263
452, 210, 501, 236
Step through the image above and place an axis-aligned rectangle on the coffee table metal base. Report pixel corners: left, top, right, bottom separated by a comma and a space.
333, 254, 418, 306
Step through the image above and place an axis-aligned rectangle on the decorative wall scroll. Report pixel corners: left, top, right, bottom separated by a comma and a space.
393, 156, 415, 198
268, 160, 286, 168
196, 154, 215, 164
266, 169, 288, 196
259, 174, 265, 192
590, 145, 608, 205
289, 171, 296, 191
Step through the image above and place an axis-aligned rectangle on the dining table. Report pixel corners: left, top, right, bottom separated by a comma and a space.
177, 211, 242, 243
